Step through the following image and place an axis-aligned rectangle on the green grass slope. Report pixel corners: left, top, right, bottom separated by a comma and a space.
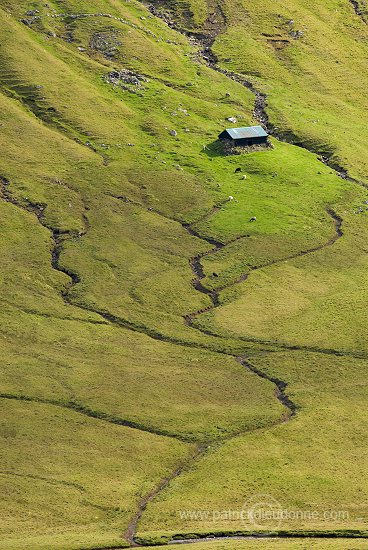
138, 352, 368, 541
213, 0, 368, 182
0, 0, 368, 547
0, 399, 190, 550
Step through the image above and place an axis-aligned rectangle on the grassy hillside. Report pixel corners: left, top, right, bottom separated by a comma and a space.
0, 0, 368, 547
138, 352, 368, 541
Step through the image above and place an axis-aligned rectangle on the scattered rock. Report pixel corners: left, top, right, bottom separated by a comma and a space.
225, 92, 231, 97
241, 174, 247, 180
227, 117, 237, 124
213, 272, 219, 278
289, 30, 304, 39
105, 69, 148, 88
235, 167, 242, 173
127, 143, 135, 146
90, 31, 122, 58
169, 130, 177, 137
250, 216, 257, 222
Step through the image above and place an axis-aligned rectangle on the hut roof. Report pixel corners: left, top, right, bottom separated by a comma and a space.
224, 126, 268, 140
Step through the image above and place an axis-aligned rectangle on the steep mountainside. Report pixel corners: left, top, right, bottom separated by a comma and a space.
0, 0, 367, 548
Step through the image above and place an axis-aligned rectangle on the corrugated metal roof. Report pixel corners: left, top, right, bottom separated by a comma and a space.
225, 126, 268, 139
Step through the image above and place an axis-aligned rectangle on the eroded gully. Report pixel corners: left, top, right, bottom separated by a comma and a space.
127, 0, 365, 545
0, 173, 298, 547
349, 0, 367, 22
